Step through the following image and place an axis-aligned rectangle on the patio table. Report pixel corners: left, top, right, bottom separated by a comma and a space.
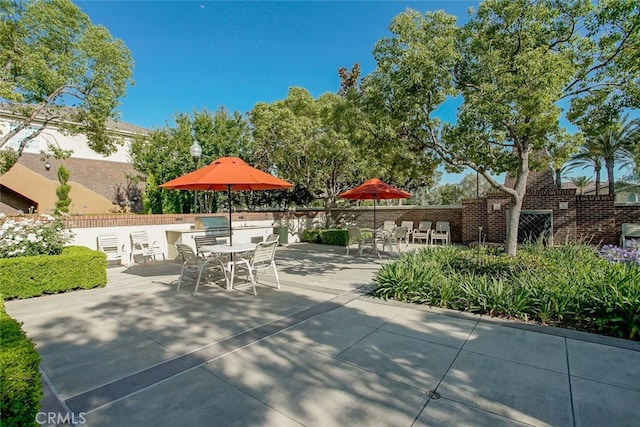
359, 228, 391, 258
200, 243, 257, 290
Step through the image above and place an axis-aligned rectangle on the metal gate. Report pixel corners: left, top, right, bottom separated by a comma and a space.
517, 210, 553, 245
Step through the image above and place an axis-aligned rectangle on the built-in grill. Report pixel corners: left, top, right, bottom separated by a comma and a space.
194, 216, 231, 238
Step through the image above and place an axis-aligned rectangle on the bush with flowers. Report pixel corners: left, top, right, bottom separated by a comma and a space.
0, 213, 74, 258
599, 239, 640, 266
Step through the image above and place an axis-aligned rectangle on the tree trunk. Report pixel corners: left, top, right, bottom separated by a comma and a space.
605, 160, 615, 196
505, 153, 530, 256
595, 166, 601, 195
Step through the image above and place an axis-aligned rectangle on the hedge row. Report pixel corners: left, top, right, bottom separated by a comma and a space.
0, 299, 42, 426
0, 246, 107, 299
301, 229, 349, 246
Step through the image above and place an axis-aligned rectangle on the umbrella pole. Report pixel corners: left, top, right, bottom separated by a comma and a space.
228, 184, 233, 245
373, 195, 377, 230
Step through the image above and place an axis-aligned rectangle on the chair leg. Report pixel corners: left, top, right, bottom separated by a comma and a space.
194, 267, 205, 295
271, 261, 281, 289
177, 265, 185, 292
247, 268, 257, 296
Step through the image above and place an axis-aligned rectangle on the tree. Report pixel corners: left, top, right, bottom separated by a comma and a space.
567, 141, 605, 195
584, 115, 639, 195
130, 108, 254, 214
361, 1, 639, 255
0, 0, 134, 173
570, 176, 593, 195
54, 165, 71, 214
251, 87, 371, 220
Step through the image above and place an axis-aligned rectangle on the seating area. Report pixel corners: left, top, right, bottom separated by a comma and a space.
97, 234, 125, 265
130, 231, 165, 266
174, 242, 227, 295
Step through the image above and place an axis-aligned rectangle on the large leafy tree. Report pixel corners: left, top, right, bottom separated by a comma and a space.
0, 0, 134, 173
130, 108, 254, 214
251, 87, 371, 217
361, 0, 639, 255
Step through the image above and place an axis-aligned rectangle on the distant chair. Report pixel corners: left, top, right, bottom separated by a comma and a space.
346, 226, 363, 255
130, 231, 165, 265
400, 221, 414, 245
194, 235, 219, 258
382, 221, 396, 232
430, 221, 450, 245
412, 221, 432, 244
384, 226, 408, 256
175, 243, 226, 295
97, 234, 124, 265
230, 239, 281, 295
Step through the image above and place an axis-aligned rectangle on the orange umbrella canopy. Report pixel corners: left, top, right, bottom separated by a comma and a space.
339, 178, 411, 200
159, 157, 293, 191
160, 157, 292, 245
339, 178, 411, 230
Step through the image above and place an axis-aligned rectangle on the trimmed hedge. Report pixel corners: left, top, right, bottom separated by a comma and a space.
0, 246, 107, 299
1, 299, 42, 426
301, 229, 349, 246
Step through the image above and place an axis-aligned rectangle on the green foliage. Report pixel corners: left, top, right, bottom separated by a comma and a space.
319, 229, 349, 246
301, 229, 349, 246
362, 0, 640, 254
374, 242, 640, 340
130, 109, 255, 214
0, 0, 134, 160
0, 299, 42, 427
301, 229, 322, 244
0, 214, 73, 257
54, 165, 72, 214
0, 246, 107, 299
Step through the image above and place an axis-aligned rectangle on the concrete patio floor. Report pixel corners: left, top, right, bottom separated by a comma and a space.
5, 242, 640, 427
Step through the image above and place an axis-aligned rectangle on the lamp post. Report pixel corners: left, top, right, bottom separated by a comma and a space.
189, 140, 202, 213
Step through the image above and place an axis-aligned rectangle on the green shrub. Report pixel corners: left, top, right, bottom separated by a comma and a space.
0, 246, 107, 299
373, 242, 640, 341
319, 229, 349, 246
301, 229, 322, 243
1, 299, 42, 426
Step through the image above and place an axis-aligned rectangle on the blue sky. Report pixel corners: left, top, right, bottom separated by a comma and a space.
75, 1, 480, 184
75, 1, 477, 129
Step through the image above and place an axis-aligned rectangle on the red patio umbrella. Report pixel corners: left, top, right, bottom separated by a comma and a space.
160, 157, 293, 244
339, 178, 411, 229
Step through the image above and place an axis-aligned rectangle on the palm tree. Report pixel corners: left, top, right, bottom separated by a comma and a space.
586, 115, 639, 196
570, 176, 593, 195
567, 143, 604, 195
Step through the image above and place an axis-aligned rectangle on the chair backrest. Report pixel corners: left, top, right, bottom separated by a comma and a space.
130, 231, 150, 247
97, 234, 119, 250
252, 240, 278, 267
392, 226, 408, 239
418, 221, 432, 232
435, 221, 450, 233
265, 234, 280, 244
383, 221, 396, 232
194, 235, 218, 254
347, 226, 361, 243
401, 221, 414, 232
175, 243, 198, 266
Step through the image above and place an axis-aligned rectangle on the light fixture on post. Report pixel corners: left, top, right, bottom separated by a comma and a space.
44, 161, 51, 171
189, 140, 202, 213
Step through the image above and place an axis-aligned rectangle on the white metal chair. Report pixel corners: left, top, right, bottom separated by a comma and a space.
430, 221, 450, 245
175, 243, 226, 295
413, 221, 432, 244
230, 240, 280, 295
130, 231, 165, 265
382, 221, 396, 232
383, 226, 408, 256
400, 221, 414, 245
194, 235, 219, 257
346, 226, 363, 255
97, 234, 124, 265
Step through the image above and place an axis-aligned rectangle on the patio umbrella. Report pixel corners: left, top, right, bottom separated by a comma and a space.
339, 178, 411, 230
160, 157, 293, 245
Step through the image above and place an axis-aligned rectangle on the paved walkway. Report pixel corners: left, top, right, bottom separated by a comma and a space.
6, 243, 640, 426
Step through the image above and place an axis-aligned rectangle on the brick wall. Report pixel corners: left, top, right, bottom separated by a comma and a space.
461, 198, 487, 244
576, 195, 617, 245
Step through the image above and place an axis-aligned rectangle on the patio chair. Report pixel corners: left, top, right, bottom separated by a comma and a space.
130, 231, 165, 265
383, 226, 408, 256
97, 234, 124, 265
430, 221, 450, 245
229, 239, 280, 295
175, 243, 227, 295
194, 235, 219, 257
400, 221, 414, 245
346, 226, 363, 255
382, 221, 396, 232
413, 221, 432, 244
